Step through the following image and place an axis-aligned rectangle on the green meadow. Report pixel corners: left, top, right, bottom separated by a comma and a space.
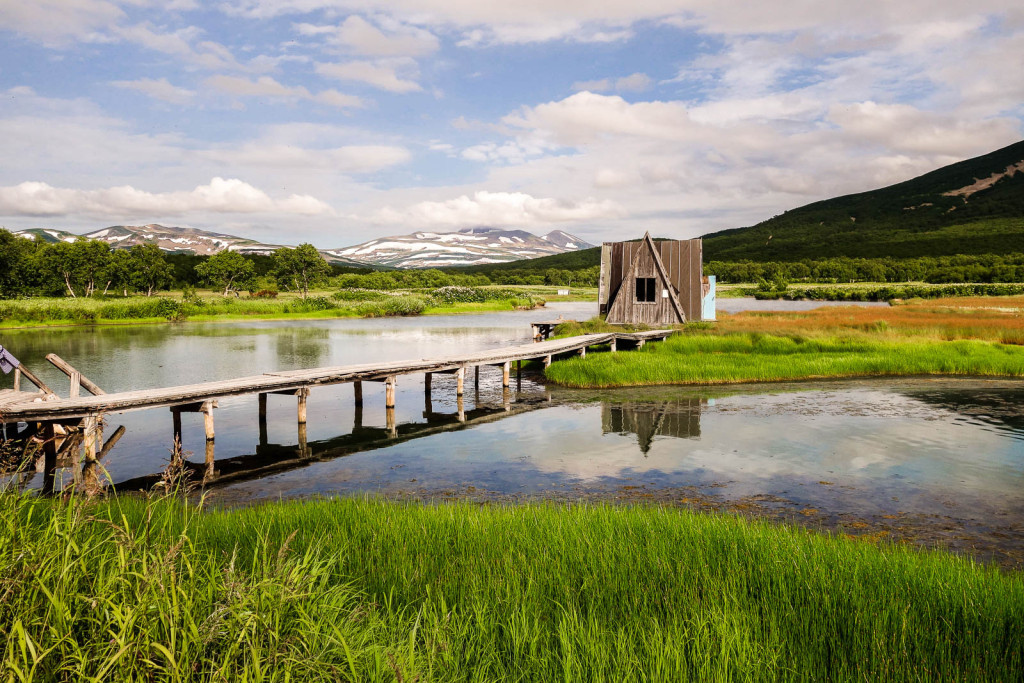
3, 494, 1022, 681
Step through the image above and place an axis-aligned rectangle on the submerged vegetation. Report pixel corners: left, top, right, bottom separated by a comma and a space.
3, 494, 1022, 681
547, 296, 1024, 387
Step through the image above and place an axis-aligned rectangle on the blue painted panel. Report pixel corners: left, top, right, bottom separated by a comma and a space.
702, 276, 716, 321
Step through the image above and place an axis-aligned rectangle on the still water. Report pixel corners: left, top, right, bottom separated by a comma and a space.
2, 300, 1022, 566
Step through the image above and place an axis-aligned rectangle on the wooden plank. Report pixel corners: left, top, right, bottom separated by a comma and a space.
46, 354, 106, 395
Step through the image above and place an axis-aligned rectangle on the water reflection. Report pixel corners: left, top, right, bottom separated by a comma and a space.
602, 398, 703, 453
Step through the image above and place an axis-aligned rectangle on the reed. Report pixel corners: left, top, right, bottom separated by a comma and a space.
3, 494, 1022, 681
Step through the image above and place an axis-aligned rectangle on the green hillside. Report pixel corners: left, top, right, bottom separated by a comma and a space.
446, 246, 601, 274
703, 139, 1024, 261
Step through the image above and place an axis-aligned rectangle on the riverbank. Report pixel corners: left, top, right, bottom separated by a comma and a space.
4, 493, 1021, 680
546, 296, 1024, 387
0, 285, 596, 329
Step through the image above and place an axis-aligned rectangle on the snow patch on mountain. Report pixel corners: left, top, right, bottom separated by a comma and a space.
327, 227, 593, 268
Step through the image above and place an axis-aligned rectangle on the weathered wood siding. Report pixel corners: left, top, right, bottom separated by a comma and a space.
605, 241, 684, 325
603, 238, 703, 324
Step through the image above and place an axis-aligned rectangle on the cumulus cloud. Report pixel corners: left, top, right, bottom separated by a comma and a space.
0, 177, 334, 218
316, 59, 421, 93
370, 190, 625, 229
112, 77, 196, 104
204, 75, 364, 108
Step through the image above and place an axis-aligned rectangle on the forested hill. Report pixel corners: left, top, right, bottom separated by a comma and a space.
703, 139, 1024, 261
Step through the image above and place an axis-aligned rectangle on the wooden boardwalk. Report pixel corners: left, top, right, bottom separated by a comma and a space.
1, 330, 672, 423
1, 328, 673, 492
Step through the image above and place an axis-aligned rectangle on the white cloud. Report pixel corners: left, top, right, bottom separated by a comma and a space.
370, 190, 625, 229
316, 59, 422, 93
0, 0, 127, 44
572, 72, 652, 93
0, 177, 334, 218
222, 0, 1021, 46
204, 75, 364, 108
200, 143, 410, 173
112, 77, 196, 104
113, 22, 257, 72
296, 15, 439, 57
828, 101, 1021, 156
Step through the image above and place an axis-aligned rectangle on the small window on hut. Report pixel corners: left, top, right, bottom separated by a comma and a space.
635, 277, 656, 302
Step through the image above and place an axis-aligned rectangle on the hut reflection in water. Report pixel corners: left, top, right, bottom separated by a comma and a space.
602, 398, 705, 454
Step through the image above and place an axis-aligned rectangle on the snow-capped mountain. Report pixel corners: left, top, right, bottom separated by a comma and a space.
322, 227, 594, 268
12, 228, 81, 243
13, 224, 283, 255
12, 224, 594, 269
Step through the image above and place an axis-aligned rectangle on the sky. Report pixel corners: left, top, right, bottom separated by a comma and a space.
0, 1, 1021, 248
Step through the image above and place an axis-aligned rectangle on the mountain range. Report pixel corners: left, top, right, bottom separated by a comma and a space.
323, 228, 591, 268
12, 225, 593, 269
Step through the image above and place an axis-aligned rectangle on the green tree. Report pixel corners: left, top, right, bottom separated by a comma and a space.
104, 249, 134, 296
195, 251, 256, 296
126, 244, 173, 296
33, 238, 111, 297
0, 229, 36, 297
273, 244, 332, 298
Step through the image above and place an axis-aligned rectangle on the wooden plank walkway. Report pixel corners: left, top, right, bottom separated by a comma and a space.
0, 330, 673, 423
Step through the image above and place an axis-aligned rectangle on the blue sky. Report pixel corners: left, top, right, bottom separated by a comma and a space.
0, 1, 1021, 247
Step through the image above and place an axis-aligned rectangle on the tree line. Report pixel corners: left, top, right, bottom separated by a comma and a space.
706, 254, 1024, 285
0, 229, 602, 298
0, 230, 340, 299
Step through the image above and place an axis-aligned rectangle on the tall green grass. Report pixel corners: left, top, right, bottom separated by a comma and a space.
546, 332, 1024, 387
2, 494, 1022, 680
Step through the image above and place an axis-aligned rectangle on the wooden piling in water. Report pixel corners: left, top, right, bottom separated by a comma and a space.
297, 387, 309, 424
502, 361, 510, 387
385, 375, 396, 408
354, 381, 363, 407
201, 400, 215, 441
386, 407, 397, 437
456, 367, 465, 396
204, 440, 216, 481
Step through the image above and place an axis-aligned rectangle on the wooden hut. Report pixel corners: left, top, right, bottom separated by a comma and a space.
598, 233, 715, 325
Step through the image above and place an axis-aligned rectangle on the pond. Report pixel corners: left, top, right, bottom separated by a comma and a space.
4, 300, 1022, 568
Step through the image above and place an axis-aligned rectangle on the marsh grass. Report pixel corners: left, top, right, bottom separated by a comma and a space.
3, 494, 1022, 681
546, 332, 1024, 387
